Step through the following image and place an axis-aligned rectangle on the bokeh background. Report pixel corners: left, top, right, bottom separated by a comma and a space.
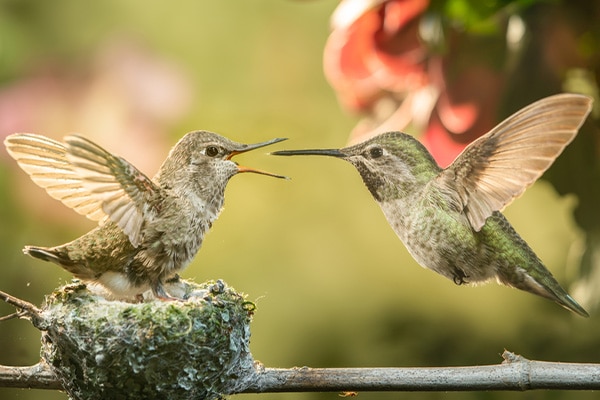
1, 1, 599, 400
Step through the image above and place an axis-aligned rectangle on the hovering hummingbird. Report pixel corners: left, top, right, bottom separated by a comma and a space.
273, 93, 593, 316
4, 131, 287, 300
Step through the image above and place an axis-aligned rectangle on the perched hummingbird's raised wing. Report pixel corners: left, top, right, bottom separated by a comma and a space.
5, 134, 108, 221
438, 94, 593, 231
65, 135, 160, 247
4, 134, 160, 247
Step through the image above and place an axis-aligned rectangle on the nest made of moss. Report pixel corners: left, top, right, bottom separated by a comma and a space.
39, 279, 257, 400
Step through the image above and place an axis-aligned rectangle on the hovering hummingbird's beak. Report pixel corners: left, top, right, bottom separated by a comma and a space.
270, 148, 346, 158
228, 137, 289, 179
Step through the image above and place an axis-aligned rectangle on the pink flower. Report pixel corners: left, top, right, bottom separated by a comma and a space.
324, 0, 430, 112
323, 0, 505, 167
422, 56, 505, 167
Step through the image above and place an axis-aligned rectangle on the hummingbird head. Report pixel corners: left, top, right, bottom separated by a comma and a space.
272, 132, 441, 201
156, 131, 287, 196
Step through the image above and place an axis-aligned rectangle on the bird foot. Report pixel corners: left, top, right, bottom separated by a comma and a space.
452, 268, 469, 285
152, 282, 182, 301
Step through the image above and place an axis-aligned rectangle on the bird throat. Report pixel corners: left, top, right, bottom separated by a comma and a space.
353, 160, 386, 202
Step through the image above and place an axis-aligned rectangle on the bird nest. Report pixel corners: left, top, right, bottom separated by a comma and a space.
39, 279, 257, 400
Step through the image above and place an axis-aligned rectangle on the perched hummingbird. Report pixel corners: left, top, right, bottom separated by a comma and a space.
4, 131, 287, 300
273, 93, 592, 316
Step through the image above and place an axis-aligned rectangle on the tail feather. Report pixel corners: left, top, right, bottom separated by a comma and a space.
539, 283, 589, 318
23, 245, 80, 271
24, 245, 98, 283
24, 246, 64, 264
561, 294, 589, 318
500, 270, 589, 317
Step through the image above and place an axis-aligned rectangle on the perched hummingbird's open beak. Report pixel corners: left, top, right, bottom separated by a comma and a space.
228, 137, 289, 179
270, 148, 346, 158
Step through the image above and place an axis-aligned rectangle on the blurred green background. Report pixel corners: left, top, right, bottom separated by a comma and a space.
0, 1, 598, 400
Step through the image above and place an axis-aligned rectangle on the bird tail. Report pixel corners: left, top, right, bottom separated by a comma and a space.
24, 246, 63, 264
23, 245, 87, 276
560, 294, 590, 318
498, 268, 589, 317
540, 282, 589, 317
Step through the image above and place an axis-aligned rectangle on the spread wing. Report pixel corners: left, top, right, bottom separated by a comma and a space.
4, 134, 107, 221
4, 133, 160, 247
437, 93, 593, 231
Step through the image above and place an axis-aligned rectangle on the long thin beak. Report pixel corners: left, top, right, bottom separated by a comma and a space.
270, 148, 346, 158
228, 137, 288, 158
229, 137, 289, 179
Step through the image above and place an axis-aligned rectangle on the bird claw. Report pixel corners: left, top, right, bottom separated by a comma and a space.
156, 295, 180, 302
452, 268, 469, 285
152, 282, 181, 301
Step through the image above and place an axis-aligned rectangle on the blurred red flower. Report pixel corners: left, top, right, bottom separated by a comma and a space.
323, 0, 506, 167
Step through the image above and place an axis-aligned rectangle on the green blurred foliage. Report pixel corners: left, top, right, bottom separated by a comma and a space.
0, 1, 598, 400
430, 0, 537, 32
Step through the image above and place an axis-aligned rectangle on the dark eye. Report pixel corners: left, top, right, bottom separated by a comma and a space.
206, 146, 220, 157
369, 147, 383, 159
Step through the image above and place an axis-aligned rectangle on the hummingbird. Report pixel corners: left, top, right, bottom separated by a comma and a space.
273, 93, 593, 316
4, 131, 287, 300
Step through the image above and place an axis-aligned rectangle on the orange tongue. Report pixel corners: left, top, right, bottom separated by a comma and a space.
236, 165, 289, 179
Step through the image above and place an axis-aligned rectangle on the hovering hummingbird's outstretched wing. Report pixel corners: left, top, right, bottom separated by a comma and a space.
4, 134, 160, 247
438, 93, 593, 231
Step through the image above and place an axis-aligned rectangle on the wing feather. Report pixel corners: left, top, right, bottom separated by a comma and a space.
4, 134, 107, 222
4, 133, 160, 247
438, 93, 593, 231
64, 135, 160, 246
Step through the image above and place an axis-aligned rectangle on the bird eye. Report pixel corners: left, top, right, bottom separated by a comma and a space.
369, 147, 384, 159
205, 146, 220, 157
